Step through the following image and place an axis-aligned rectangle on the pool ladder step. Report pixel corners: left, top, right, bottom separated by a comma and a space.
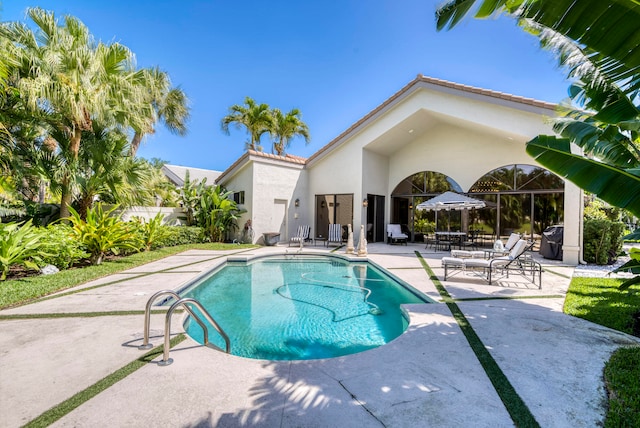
139, 290, 230, 366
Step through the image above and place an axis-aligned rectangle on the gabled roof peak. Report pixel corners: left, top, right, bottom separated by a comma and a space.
414, 74, 556, 110
307, 74, 557, 164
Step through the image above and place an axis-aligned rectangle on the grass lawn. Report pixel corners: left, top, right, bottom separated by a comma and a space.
0, 243, 255, 309
565, 276, 640, 427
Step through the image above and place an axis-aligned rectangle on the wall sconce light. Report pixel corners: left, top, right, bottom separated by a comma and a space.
294, 198, 300, 208
409, 203, 413, 210
362, 198, 369, 208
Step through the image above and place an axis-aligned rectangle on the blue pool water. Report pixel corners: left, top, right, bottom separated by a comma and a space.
179, 255, 429, 360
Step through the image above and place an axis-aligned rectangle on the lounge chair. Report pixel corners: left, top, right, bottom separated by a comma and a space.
442, 239, 542, 288
326, 223, 343, 247
450, 231, 486, 257
289, 225, 311, 246
387, 224, 408, 245
487, 232, 521, 257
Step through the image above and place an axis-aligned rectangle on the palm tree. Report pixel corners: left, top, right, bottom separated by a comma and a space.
0, 31, 22, 167
128, 67, 190, 157
436, 0, 640, 217
270, 108, 310, 155
0, 32, 17, 92
1, 7, 142, 219
221, 97, 272, 151
75, 123, 165, 218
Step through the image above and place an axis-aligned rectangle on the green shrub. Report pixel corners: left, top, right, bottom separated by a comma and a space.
39, 224, 89, 269
195, 185, 244, 242
155, 226, 204, 247
131, 213, 172, 251
0, 220, 46, 280
67, 204, 142, 265
583, 218, 625, 265
24, 202, 60, 226
415, 218, 436, 234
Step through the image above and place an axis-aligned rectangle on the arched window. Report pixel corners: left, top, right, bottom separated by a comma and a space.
469, 164, 564, 239
391, 172, 463, 240
389, 166, 564, 242
469, 164, 564, 193
392, 171, 462, 195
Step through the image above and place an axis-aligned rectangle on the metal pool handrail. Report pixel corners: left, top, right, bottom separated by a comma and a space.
159, 298, 231, 366
139, 290, 181, 350
139, 290, 230, 366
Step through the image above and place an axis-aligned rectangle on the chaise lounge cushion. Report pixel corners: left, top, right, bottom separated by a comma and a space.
451, 249, 485, 259
387, 224, 408, 244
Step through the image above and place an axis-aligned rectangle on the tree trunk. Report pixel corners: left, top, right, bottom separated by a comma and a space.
59, 127, 82, 221
59, 175, 72, 221
59, 188, 73, 221
91, 252, 104, 265
77, 194, 93, 220
129, 132, 143, 157
69, 127, 82, 160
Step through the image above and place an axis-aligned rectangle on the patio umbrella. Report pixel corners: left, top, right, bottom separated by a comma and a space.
415, 191, 486, 232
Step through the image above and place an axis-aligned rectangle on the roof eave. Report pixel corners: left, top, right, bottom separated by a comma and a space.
306, 74, 558, 167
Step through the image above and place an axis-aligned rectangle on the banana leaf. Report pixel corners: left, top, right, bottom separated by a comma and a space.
553, 119, 640, 168
436, 0, 640, 98
616, 249, 640, 290
623, 231, 640, 242
526, 135, 640, 217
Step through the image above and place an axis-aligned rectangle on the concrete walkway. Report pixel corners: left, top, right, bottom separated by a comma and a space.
1, 244, 639, 427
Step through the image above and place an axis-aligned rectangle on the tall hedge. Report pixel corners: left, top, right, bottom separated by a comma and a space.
583, 218, 625, 265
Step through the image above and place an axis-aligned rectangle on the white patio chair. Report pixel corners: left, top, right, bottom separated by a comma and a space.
289, 225, 311, 246
326, 224, 343, 247
387, 224, 408, 245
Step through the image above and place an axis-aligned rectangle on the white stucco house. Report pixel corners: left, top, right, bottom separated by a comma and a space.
216, 75, 582, 265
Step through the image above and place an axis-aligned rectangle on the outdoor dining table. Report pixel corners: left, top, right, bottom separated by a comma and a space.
435, 231, 467, 250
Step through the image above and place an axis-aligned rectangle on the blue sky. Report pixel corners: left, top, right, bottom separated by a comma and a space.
2, 1, 571, 172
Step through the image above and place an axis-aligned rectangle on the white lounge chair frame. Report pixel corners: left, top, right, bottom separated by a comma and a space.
442, 240, 542, 288
487, 232, 521, 257
289, 225, 311, 246
387, 224, 408, 245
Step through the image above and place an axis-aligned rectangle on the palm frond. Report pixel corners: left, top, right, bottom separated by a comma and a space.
519, 0, 640, 99
552, 117, 640, 167
436, 0, 515, 30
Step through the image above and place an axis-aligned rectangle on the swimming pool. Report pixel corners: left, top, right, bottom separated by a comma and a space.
178, 255, 430, 360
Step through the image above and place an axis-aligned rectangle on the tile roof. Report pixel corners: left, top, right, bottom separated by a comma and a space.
247, 150, 307, 164
216, 150, 307, 183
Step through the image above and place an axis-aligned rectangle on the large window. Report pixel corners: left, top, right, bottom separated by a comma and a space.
315, 194, 353, 239
390, 165, 564, 242
469, 164, 564, 238
391, 172, 463, 240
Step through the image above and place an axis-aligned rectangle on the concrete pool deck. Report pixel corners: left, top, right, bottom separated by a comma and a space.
1, 243, 639, 427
